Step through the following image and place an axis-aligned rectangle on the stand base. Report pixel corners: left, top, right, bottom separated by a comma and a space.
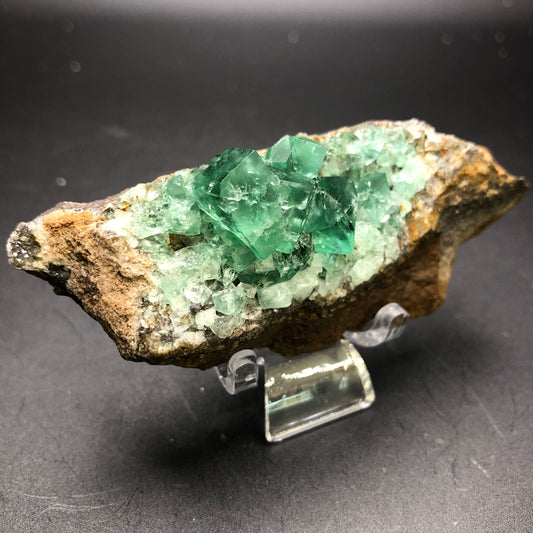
264, 339, 374, 442
215, 303, 408, 443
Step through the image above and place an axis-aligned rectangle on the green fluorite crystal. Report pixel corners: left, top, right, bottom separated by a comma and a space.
108, 124, 432, 338
265, 134, 327, 178
304, 176, 358, 254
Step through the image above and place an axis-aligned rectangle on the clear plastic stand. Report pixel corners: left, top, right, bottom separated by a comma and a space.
215, 303, 409, 442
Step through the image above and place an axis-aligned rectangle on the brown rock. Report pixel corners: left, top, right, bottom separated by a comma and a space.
6, 120, 528, 369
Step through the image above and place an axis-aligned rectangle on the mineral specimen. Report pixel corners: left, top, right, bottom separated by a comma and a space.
6, 120, 527, 369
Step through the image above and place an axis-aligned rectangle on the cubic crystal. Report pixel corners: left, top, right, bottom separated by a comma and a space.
111, 126, 433, 337
304, 176, 358, 254
265, 135, 327, 178
8, 120, 527, 369
212, 285, 247, 316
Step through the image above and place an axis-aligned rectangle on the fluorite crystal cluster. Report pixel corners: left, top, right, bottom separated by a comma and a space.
6, 120, 527, 368
105, 125, 429, 339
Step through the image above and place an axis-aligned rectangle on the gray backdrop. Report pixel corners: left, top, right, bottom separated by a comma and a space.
1, 1, 532, 531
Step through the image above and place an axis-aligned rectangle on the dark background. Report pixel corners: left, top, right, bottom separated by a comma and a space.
1, 1, 532, 531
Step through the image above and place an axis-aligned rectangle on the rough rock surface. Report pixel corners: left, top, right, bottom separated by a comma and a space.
6, 120, 528, 369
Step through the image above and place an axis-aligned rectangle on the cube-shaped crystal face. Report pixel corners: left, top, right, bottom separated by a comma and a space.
194, 137, 344, 260
306, 176, 358, 255
265, 135, 327, 178
193, 149, 287, 258
119, 125, 432, 319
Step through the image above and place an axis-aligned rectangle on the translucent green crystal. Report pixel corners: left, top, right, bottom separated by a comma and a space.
265, 135, 327, 178
257, 283, 293, 309
192, 139, 331, 260
193, 148, 284, 258
273, 233, 313, 282
164, 172, 203, 235
357, 172, 392, 227
110, 124, 432, 338
304, 176, 358, 254
212, 285, 247, 316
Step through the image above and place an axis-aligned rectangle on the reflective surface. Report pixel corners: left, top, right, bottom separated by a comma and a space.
344, 302, 409, 347
264, 340, 375, 442
216, 302, 404, 440
216, 349, 261, 394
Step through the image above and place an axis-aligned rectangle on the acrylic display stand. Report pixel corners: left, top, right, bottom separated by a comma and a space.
215, 303, 409, 442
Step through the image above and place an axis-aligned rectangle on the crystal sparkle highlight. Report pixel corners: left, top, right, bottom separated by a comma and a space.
102, 124, 430, 338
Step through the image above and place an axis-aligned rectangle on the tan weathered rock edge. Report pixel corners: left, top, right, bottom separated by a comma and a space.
6, 120, 528, 369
